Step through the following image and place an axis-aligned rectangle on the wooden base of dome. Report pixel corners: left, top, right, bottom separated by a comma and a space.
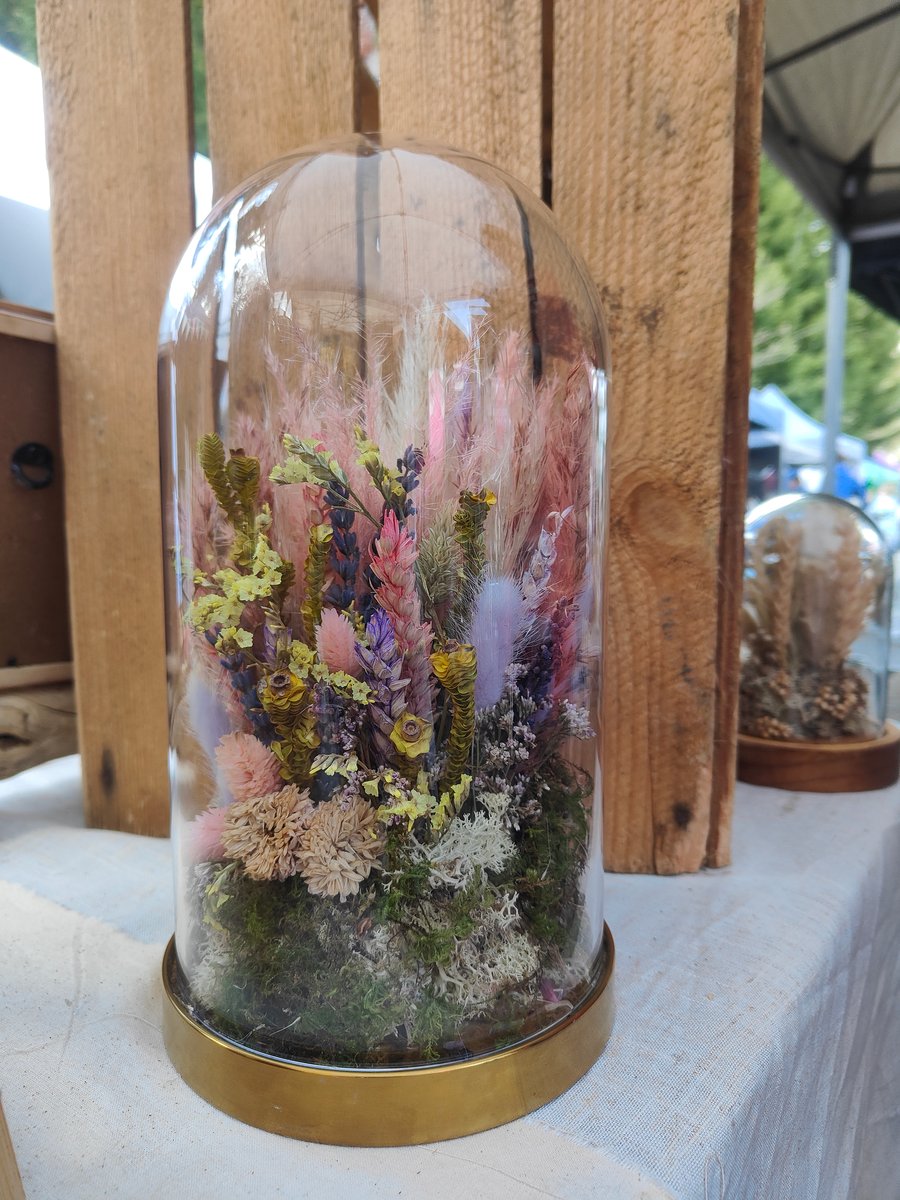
737, 721, 900, 793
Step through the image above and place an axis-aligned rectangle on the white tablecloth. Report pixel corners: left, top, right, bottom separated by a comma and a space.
1, 755, 898, 1200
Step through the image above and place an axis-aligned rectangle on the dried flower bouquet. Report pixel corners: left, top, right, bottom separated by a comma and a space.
740, 509, 879, 742
178, 322, 599, 1065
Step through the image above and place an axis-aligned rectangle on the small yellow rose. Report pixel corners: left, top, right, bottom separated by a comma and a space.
389, 713, 433, 759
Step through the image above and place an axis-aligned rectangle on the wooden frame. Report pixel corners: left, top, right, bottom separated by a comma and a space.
34, 0, 765, 869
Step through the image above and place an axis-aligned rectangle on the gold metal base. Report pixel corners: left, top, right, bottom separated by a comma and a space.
162, 926, 615, 1145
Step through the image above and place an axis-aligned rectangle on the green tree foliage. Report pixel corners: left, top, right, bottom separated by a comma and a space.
753, 156, 900, 446
0, 0, 208, 155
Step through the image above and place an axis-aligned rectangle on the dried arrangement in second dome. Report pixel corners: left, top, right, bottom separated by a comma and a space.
740, 498, 885, 743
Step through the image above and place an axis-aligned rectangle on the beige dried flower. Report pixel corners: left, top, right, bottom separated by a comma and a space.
221, 784, 314, 881
298, 796, 384, 902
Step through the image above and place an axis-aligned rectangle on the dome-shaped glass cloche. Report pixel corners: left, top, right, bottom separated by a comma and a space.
741, 493, 892, 744
158, 135, 612, 1142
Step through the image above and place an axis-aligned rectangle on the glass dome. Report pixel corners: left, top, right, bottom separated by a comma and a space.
159, 135, 609, 1074
740, 493, 892, 744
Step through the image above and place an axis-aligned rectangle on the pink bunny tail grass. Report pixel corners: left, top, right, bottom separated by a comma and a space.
316, 608, 363, 676
187, 805, 229, 863
215, 732, 283, 803
370, 511, 434, 721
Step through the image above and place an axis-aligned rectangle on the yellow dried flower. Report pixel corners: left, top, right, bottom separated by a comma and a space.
300, 523, 334, 644
259, 669, 319, 782
389, 713, 433, 759
430, 643, 477, 795
258, 669, 308, 724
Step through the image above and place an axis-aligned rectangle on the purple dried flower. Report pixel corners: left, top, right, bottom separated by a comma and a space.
355, 609, 410, 761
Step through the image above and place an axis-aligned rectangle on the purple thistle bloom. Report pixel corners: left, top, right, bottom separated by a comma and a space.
355, 609, 410, 761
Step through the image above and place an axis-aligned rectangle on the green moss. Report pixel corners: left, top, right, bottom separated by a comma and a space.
515, 762, 590, 955
410, 990, 464, 1059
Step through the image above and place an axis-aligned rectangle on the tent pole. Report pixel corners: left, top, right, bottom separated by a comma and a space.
823, 236, 850, 494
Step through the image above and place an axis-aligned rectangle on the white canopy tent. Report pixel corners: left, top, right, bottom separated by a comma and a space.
750, 383, 867, 465
763, 3, 900, 490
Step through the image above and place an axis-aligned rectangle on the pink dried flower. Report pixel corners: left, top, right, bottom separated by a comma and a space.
215, 732, 282, 802
187, 806, 229, 863
316, 608, 362, 676
370, 511, 434, 721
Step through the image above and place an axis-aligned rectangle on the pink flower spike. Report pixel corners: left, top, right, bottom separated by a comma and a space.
187, 806, 229, 863
316, 608, 362, 677
370, 512, 434, 722
215, 732, 282, 803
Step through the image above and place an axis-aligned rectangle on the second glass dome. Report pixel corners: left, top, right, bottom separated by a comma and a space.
160, 135, 609, 1069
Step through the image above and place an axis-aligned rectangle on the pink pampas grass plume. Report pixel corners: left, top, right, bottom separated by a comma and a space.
370, 511, 434, 721
316, 608, 362, 676
188, 805, 229, 863
215, 732, 282, 802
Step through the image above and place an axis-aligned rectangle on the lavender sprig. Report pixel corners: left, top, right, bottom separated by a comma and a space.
397, 445, 425, 519
206, 630, 275, 743
324, 481, 359, 610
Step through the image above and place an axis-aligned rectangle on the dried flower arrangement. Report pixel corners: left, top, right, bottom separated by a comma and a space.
177, 317, 601, 1065
740, 506, 880, 742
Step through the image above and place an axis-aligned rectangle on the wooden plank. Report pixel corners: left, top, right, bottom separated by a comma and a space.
379, 0, 543, 195
0, 684, 77, 780
0, 1097, 25, 1200
204, 0, 357, 199
554, 0, 741, 872
0, 662, 72, 692
707, 0, 766, 867
1, 318, 70, 669
36, 0, 194, 835
0, 302, 55, 344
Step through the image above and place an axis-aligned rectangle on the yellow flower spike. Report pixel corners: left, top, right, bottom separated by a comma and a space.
300, 523, 333, 644
430, 644, 477, 795
389, 713, 434, 759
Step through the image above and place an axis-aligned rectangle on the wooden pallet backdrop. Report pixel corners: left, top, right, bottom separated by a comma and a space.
33, 0, 765, 870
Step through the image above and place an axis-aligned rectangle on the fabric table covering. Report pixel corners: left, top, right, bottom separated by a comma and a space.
1, 755, 898, 1200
